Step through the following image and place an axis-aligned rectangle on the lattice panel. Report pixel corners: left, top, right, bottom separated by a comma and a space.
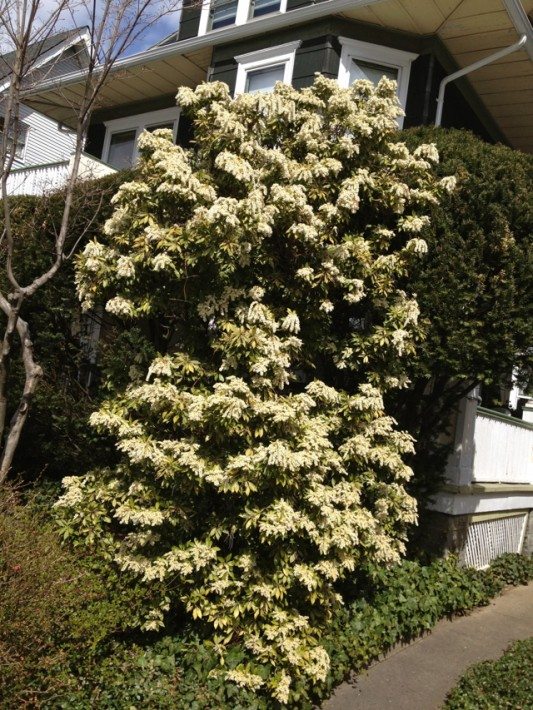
461, 514, 527, 569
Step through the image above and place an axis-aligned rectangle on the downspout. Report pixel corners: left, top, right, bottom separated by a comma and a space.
435, 34, 527, 126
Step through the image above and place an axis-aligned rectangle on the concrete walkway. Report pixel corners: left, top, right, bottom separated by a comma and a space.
323, 583, 533, 710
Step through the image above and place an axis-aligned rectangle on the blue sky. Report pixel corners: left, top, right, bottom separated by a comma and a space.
125, 10, 182, 54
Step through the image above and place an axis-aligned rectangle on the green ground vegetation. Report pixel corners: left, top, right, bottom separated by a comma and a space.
444, 637, 533, 710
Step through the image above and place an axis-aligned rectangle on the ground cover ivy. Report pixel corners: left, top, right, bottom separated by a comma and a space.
56, 75, 453, 702
444, 636, 533, 710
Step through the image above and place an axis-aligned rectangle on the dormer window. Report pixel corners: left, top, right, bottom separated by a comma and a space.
245, 64, 285, 93
234, 41, 300, 96
199, 0, 287, 35
209, 0, 238, 30
349, 59, 398, 86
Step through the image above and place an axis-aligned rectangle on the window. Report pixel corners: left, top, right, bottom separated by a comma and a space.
234, 41, 300, 96
0, 116, 29, 161
349, 59, 398, 86
209, 0, 238, 30
337, 37, 417, 127
245, 64, 285, 93
107, 130, 136, 170
103, 108, 180, 169
146, 122, 175, 133
250, 0, 282, 19
198, 0, 287, 35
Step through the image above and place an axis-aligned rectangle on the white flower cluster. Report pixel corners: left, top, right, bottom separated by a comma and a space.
439, 175, 457, 193
105, 296, 135, 318
116, 255, 135, 279
225, 669, 264, 690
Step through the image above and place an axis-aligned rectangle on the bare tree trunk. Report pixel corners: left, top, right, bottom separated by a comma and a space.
0, 312, 42, 482
0, 298, 20, 440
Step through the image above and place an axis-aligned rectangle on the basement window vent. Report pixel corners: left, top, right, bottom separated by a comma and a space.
460, 514, 527, 569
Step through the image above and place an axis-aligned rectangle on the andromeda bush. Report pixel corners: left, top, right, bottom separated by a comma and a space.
57, 75, 450, 702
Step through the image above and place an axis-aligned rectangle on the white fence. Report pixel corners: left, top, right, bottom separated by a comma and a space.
5, 153, 116, 196
473, 407, 533, 484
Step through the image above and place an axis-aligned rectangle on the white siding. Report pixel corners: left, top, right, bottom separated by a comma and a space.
15, 103, 76, 168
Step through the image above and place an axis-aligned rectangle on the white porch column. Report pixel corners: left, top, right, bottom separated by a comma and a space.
444, 386, 482, 487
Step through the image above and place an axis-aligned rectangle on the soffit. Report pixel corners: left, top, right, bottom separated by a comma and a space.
339, 0, 533, 153
25, 47, 211, 127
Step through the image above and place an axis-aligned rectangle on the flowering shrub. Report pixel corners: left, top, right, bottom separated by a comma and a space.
58, 75, 447, 702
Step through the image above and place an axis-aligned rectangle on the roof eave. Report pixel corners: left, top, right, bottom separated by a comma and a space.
25, 0, 384, 96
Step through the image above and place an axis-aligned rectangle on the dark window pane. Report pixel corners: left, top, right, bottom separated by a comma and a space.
108, 129, 136, 169
251, 0, 281, 17
146, 122, 174, 132
350, 59, 398, 86
0, 116, 28, 159
210, 0, 238, 29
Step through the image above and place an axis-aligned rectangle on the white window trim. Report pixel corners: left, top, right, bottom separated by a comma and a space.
198, 0, 288, 36
0, 115, 29, 164
103, 107, 180, 168
234, 40, 301, 95
337, 37, 417, 128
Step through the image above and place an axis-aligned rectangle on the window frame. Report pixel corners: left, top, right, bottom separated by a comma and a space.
207, 0, 240, 32
0, 115, 29, 163
234, 41, 301, 96
198, 0, 288, 35
102, 107, 180, 169
337, 37, 417, 127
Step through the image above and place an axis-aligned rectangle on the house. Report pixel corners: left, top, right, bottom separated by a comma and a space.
24, 0, 533, 167
24, 0, 533, 566
1, 29, 114, 195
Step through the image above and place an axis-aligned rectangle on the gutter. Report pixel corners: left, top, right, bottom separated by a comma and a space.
503, 0, 533, 61
26, 0, 383, 95
435, 0, 532, 125
28, 0, 533, 122
435, 34, 527, 126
